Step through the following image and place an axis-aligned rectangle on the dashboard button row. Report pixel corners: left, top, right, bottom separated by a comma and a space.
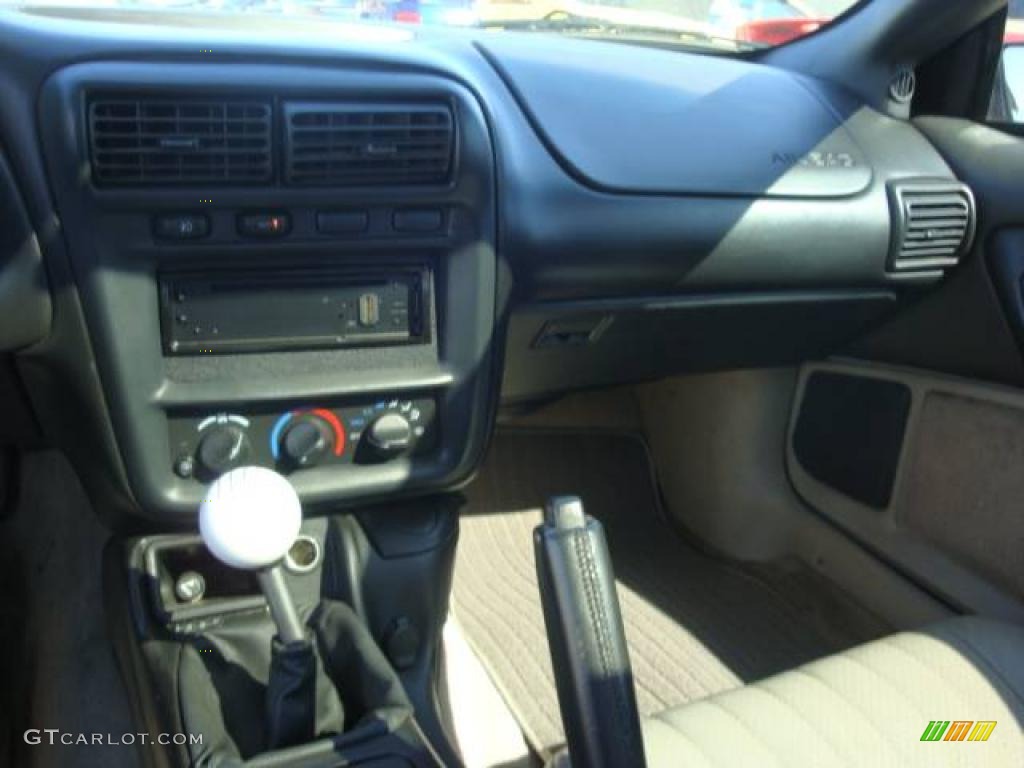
153, 207, 445, 242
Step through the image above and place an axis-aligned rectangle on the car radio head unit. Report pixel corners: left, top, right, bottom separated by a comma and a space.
159, 266, 430, 355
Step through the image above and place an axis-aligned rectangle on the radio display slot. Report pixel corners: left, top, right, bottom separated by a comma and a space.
159, 265, 431, 355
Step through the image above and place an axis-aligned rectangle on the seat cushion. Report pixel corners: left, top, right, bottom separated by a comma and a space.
643, 617, 1024, 767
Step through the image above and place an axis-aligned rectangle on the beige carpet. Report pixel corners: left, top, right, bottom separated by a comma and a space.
451, 431, 888, 756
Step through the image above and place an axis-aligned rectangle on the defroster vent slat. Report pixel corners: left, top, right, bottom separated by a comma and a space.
89, 98, 272, 186
284, 102, 454, 186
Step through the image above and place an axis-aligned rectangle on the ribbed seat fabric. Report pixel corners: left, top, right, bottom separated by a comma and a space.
642, 617, 1024, 767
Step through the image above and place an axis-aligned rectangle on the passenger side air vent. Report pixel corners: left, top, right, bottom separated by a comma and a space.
887, 180, 975, 273
284, 103, 453, 186
88, 98, 272, 186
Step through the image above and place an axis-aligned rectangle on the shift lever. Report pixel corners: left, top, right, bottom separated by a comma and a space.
199, 465, 305, 643
198, 466, 334, 749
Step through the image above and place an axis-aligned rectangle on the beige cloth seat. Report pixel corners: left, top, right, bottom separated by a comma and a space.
642, 617, 1024, 767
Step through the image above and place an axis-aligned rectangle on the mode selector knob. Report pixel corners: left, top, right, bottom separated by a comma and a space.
281, 416, 332, 469
366, 412, 413, 459
196, 425, 250, 479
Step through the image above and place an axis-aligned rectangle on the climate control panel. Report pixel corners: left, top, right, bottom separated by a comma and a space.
168, 395, 437, 482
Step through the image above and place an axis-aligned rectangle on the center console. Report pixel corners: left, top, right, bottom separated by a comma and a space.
39, 61, 500, 522
38, 55, 500, 768
108, 495, 461, 767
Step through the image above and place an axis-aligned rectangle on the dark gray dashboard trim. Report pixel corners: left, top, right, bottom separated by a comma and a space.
501, 289, 899, 402
37, 61, 500, 522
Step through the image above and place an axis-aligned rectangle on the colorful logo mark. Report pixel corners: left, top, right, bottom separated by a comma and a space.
921, 721, 997, 742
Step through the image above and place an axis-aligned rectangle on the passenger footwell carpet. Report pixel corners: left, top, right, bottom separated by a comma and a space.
451, 431, 888, 755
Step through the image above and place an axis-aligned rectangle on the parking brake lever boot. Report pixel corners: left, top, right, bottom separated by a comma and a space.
534, 496, 647, 768
199, 466, 329, 749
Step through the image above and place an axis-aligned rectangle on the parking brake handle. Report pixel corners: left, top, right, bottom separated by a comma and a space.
534, 496, 647, 768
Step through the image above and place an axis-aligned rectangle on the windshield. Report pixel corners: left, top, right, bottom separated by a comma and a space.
0, 0, 863, 51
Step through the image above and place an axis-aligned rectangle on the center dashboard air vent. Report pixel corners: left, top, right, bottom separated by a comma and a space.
88, 97, 272, 186
887, 179, 976, 274
283, 102, 454, 186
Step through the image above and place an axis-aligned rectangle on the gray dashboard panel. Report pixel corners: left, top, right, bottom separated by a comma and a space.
479, 35, 872, 198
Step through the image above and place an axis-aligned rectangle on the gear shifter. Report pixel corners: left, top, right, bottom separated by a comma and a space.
199, 465, 306, 643
175, 465, 427, 762
199, 465, 334, 748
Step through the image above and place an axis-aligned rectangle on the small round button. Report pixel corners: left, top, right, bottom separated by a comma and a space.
175, 570, 206, 603
173, 454, 195, 479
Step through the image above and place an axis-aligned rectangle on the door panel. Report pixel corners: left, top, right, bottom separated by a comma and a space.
793, 113, 1024, 621
789, 360, 1024, 622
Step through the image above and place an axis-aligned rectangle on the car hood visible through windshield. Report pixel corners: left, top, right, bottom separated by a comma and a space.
0, 0, 863, 51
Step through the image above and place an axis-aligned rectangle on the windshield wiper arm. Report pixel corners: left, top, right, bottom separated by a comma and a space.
479, 11, 758, 51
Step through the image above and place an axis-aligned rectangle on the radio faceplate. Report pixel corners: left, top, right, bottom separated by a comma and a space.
159, 266, 430, 355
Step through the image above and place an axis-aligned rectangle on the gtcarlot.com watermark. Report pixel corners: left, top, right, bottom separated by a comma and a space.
25, 729, 203, 747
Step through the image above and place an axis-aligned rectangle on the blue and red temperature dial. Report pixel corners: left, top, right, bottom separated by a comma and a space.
270, 408, 346, 468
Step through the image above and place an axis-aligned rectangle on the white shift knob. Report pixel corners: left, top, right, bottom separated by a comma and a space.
199, 466, 302, 570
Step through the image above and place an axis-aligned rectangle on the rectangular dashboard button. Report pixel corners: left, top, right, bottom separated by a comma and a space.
154, 213, 209, 240
317, 211, 368, 235
238, 212, 290, 238
393, 208, 443, 233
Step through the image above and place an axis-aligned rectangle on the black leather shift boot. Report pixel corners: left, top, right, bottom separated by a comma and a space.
265, 634, 343, 750
177, 599, 411, 767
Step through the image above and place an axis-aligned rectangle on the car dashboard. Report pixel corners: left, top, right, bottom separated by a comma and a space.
0, 7, 973, 524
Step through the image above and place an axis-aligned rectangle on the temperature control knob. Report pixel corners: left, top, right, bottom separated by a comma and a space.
196, 424, 251, 479
366, 412, 413, 459
280, 415, 333, 469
